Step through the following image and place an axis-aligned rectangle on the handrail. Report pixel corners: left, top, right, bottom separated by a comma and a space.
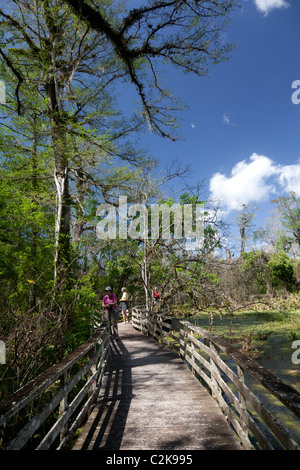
0, 323, 111, 450
132, 307, 300, 450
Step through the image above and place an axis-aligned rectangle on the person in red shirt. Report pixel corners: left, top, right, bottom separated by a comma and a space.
153, 287, 160, 304
102, 286, 118, 339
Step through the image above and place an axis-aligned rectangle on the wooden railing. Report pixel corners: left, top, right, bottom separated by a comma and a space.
0, 323, 110, 450
132, 307, 300, 450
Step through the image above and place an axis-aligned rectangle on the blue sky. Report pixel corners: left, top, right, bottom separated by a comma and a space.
131, 0, 300, 247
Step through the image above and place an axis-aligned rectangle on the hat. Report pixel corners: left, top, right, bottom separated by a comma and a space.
105, 286, 112, 291
121, 287, 126, 291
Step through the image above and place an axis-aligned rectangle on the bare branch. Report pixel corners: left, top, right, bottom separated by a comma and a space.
0, 47, 24, 114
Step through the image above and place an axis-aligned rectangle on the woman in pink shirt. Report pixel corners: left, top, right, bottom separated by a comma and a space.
102, 286, 118, 339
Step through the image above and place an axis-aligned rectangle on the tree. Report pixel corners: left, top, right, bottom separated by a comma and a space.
65, 0, 238, 139
0, 0, 237, 291
233, 203, 257, 257
271, 193, 300, 254
0, 1, 148, 388
0, 82, 55, 308
119, 160, 193, 311
266, 251, 296, 292
0, 0, 146, 291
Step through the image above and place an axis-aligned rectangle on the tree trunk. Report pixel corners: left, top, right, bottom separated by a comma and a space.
46, 77, 71, 294
29, 119, 38, 310
72, 169, 86, 245
240, 224, 245, 257
142, 249, 150, 312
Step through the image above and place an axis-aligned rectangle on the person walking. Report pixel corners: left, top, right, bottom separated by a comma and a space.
120, 287, 130, 323
102, 286, 118, 339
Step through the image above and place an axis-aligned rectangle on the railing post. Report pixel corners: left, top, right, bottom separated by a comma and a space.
88, 344, 97, 417
190, 334, 196, 376
0, 423, 5, 449
88, 345, 97, 395
236, 364, 250, 447
59, 370, 68, 443
179, 324, 186, 361
209, 341, 222, 403
146, 310, 151, 336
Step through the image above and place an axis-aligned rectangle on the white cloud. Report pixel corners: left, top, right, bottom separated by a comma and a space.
223, 113, 231, 125
278, 162, 300, 195
209, 154, 300, 213
254, 0, 289, 15
209, 153, 278, 211
222, 112, 238, 127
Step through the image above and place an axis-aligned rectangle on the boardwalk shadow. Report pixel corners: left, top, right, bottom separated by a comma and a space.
74, 327, 241, 451
76, 333, 180, 450
78, 337, 133, 450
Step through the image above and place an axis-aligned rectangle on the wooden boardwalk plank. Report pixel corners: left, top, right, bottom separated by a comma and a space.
72, 324, 241, 451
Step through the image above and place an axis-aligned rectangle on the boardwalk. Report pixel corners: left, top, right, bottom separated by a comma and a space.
73, 323, 241, 451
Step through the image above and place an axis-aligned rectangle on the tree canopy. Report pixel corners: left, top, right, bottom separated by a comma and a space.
0, 0, 246, 397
